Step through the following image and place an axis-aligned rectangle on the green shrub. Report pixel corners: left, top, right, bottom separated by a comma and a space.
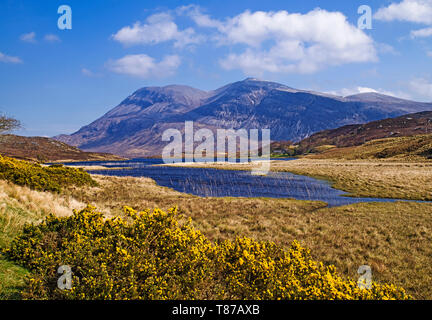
4, 206, 410, 300
0, 155, 97, 192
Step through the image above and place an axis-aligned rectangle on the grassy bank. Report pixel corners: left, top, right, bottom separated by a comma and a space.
161, 159, 432, 200
0, 179, 88, 298
1, 161, 432, 298
4, 205, 409, 300
272, 159, 432, 201
0, 257, 28, 299
67, 174, 432, 299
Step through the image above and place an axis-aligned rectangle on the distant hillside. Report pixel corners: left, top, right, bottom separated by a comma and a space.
55, 78, 432, 157
297, 111, 432, 153
269, 141, 295, 156
0, 134, 126, 162
306, 134, 432, 160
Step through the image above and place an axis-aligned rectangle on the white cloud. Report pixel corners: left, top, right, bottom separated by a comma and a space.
107, 54, 180, 78
178, 5, 224, 29
81, 68, 101, 77
411, 27, 432, 38
375, 0, 432, 25
408, 78, 432, 99
112, 12, 201, 48
0, 52, 22, 64
20, 32, 36, 43
183, 8, 377, 75
44, 34, 61, 42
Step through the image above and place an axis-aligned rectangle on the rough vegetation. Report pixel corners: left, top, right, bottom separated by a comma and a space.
3, 206, 409, 300
304, 134, 432, 161
1, 156, 431, 299
0, 134, 126, 163
0, 155, 97, 192
170, 158, 432, 200
0, 178, 88, 298
296, 111, 432, 154
71, 174, 432, 299
272, 159, 432, 200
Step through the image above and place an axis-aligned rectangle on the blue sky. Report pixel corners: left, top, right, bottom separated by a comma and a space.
1, 0, 432, 137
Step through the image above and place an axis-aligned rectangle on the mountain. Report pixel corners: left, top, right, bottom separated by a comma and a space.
0, 134, 126, 162
297, 110, 432, 153
55, 78, 432, 157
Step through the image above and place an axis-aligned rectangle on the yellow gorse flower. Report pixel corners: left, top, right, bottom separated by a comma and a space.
0, 155, 97, 192
3, 205, 410, 300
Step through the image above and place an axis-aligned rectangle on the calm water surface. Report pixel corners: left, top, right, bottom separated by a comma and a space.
65, 158, 425, 207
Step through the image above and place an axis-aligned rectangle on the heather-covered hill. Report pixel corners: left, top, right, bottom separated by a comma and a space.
297, 111, 432, 153
305, 134, 432, 160
0, 134, 126, 162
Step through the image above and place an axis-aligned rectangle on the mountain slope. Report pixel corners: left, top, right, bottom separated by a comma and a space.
55, 79, 432, 157
302, 134, 432, 160
297, 111, 432, 153
344, 92, 431, 113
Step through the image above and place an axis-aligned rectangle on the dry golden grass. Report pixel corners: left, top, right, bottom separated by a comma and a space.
69, 175, 325, 237
0, 179, 87, 247
66, 174, 432, 299
305, 134, 432, 161
2, 160, 432, 299
162, 159, 432, 200
0, 180, 87, 298
283, 202, 432, 299
271, 159, 432, 200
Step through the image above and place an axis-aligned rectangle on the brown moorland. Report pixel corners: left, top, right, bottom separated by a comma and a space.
296, 110, 432, 154
66, 174, 432, 299
0, 134, 126, 162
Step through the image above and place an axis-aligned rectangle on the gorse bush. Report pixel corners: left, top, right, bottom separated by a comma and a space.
4, 206, 410, 300
215, 238, 409, 300
0, 155, 97, 192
